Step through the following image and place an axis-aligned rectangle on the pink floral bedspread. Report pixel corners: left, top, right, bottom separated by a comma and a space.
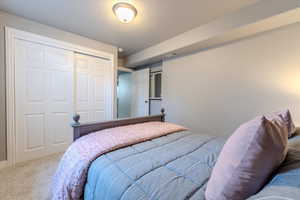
51, 121, 187, 200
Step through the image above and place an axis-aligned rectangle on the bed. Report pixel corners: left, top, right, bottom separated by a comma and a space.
53, 110, 300, 200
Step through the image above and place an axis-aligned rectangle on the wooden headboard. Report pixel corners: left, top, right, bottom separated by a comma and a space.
71, 109, 165, 141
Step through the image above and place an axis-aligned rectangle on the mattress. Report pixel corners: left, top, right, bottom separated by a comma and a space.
84, 130, 300, 200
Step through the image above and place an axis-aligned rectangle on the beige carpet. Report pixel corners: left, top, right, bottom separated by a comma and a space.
0, 153, 62, 200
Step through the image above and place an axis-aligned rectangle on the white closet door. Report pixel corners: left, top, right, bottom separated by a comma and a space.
15, 39, 74, 163
131, 68, 150, 117
75, 53, 112, 123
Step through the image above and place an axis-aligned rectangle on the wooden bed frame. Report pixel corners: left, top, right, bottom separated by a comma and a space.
72, 109, 165, 141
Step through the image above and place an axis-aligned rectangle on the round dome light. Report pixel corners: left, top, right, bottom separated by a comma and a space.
113, 2, 137, 23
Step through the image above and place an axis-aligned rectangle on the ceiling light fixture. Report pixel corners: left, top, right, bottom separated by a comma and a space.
113, 2, 137, 23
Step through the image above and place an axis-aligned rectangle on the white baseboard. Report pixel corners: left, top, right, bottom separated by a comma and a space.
0, 160, 9, 170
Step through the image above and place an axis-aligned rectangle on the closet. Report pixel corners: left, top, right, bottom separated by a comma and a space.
10, 29, 114, 163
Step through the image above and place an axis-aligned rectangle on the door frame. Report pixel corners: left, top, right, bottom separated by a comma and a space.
5, 27, 115, 167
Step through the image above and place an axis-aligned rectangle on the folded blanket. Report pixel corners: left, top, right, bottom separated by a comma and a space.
51, 122, 187, 200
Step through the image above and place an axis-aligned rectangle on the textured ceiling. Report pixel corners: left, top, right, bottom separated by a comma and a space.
0, 0, 261, 56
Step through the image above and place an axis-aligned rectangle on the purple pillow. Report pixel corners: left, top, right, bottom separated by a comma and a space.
205, 116, 288, 200
267, 109, 296, 138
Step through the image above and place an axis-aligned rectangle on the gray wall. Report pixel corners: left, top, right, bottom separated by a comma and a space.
0, 11, 118, 161
162, 22, 300, 136
117, 72, 132, 118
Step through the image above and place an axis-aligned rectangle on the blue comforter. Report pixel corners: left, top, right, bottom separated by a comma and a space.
248, 134, 300, 200
84, 131, 300, 200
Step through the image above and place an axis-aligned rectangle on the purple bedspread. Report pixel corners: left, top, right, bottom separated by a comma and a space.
51, 122, 187, 200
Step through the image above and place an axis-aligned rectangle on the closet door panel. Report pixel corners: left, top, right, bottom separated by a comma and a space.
51, 113, 70, 145
15, 39, 74, 163
46, 47, 74, 70
94, 76, 106, 121
47, 47, 74, 153
75, 54, 111, 123
15, 40, 48, 163
24, 114, 45, 150
77, 111, 90, 123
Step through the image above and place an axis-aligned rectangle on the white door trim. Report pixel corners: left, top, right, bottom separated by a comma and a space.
5, 27, 115, 167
